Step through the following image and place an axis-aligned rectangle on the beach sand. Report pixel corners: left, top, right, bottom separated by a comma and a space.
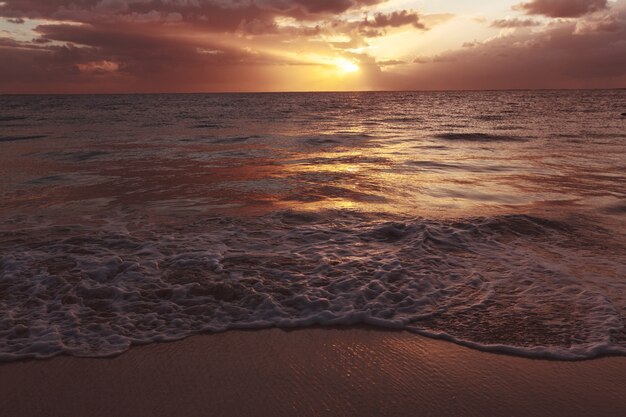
1, 328, 625, 417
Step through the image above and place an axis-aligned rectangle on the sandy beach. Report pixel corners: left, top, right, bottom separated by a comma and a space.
1, 328, 625, 417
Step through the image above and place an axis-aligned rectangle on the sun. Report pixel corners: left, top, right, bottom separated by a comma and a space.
335, 58, 360, 73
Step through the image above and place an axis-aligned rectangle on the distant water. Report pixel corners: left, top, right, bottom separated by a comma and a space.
1, 91, 625, 360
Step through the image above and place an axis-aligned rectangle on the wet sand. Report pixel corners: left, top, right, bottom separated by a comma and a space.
1, 328, 625, 417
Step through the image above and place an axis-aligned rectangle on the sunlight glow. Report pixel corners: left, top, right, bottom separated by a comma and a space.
335, 58, 360, 73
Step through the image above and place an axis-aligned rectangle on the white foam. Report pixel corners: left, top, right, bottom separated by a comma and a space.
0, 211, 624, 361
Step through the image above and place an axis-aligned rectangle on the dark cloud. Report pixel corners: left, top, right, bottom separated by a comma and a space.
377, 59, 405, 66
0, 0, 383, 26
516, 0, 607, 18
33, 22, 289, 70
360, 10, 424, 29
0, 19, 307, 93
289, 0, 380, 15
0, 1, 395, 93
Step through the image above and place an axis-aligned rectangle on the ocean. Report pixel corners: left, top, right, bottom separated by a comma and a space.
0, 90, 624, 360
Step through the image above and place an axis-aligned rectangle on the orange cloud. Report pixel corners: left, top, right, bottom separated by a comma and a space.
77, 60, 120, 74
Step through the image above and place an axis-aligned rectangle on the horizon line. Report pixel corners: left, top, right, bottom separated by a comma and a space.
2, 87, 625, 96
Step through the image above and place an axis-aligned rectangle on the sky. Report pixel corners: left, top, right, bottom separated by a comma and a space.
0, 0, 625, 93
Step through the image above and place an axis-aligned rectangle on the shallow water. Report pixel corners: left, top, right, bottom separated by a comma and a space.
1, 90, 625, 360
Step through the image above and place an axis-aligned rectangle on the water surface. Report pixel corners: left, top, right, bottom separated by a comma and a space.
1, 91, 625, 360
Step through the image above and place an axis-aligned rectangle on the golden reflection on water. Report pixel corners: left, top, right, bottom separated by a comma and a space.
270, 135, 533, 219
1, 118, 625, 225
0, 136, 582, 222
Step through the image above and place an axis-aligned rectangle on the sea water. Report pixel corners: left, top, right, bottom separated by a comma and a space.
0, 90, 624, 360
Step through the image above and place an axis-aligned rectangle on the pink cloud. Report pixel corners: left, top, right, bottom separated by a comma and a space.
76, 60, 120, 74
516, 0, 607, 18
395, 3, 626, 90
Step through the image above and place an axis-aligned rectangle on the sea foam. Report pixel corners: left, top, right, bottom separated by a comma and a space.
0, 211, 624, 361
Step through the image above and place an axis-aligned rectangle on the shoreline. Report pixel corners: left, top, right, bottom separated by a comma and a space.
1, 327, 625, 417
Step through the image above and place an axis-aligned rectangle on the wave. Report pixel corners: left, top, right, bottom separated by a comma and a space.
191, 122, 222, 129
301, 134, 374, 147
42, 150, 112, 162
407, 160, 511, 173
210, 135, 262, 144
0, 116, 27, 123
434, 133, 526, 142
0, 211, 623, 361
0, 135, 47, 143
474, 115, 506, 121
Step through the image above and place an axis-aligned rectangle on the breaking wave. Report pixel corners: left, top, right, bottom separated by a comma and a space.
1, 211, 624, 361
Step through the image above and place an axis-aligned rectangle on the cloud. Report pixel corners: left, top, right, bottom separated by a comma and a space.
0, 1, 402, 93
288, 0, 381, 15
76, 60, 120, 74
574, 8, 623, 32
0, 19, 303, 93
490, 18, 539, 28
516, 0, 607, 18
0, 0, 624, 92
0, 1, 385, 26
396, 2, 626, 90
377, 59, 405, 66
360, 10, 424, 29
